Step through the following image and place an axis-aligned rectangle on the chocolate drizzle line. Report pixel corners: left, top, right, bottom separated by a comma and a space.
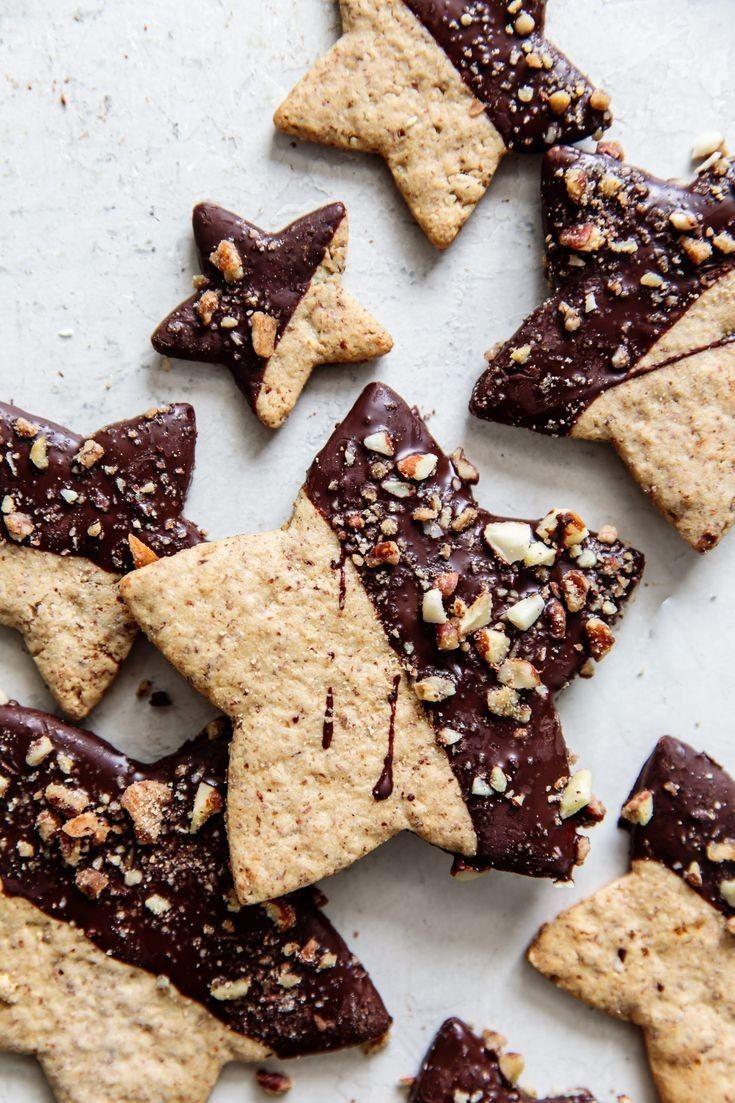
306, 383, 643, 880
372, 675, 401, 802
322, 687, 335, 750
0, 706, 391, 1057
0, 402, 202, 574
402, 0, 610, 151
152, 202, 346, 409
408, 1018, 595, 1103
621, 736, 735, 922
471, 147, 735, 434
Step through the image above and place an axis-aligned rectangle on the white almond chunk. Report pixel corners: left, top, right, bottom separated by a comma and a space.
483, 521, 533, 564
0, 776, 9, 798
575, 549, 597, 568
397, 452, 438, 481
707, 839, 735, 863
438, 727, 463, 746
29, 437, 49, 470
124, 869, 144, 887
691, 130, 724, 160
490, 766, 508, 793
498, 1053, 525, 1085
381, 478, 414, 499
210, 977, 252, 1001
144, 894, 171, 916
486, 686, 531, 723
559, 770, 593, 819
720, 879, 735, 908
475, 628, 511, 666
458, 591, 492, 636
536, 508, 589, 547
60, 488, 79, 504
190, 782, 223, 834
26, 736, 54, 768
523, 541, 556, 568
505, 593, 545, 630
413, 676, 455, 703
422, 588, 447, 625
497, 658, 540, 690
472, 776, 493, 797
669, 208, 698, 232
621, 789, 654, 826
363, 430, 394, 457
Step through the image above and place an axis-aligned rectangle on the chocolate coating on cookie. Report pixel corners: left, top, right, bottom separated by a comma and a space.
0, 706, 390, 1056
621, 736, 735, 921
402, 0, 610, 150
306, 382, 643, 879
408, 1018, 595, 1103
0, 402, 202, 573
471, 146, 735, 433
152, 202, 346, 407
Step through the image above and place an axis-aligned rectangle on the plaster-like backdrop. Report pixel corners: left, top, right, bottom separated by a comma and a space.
0, 1, 733, 1100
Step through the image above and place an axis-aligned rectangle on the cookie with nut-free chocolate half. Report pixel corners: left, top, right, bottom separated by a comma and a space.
530, 736, 735, 1103
0, 704, 390, 1103
0, 402, 202, 719
408, 1017, 598, 1103
120, 382, 643, 905
471, 140, 735, 552
274, 0, 612, 249
151, 201, 392, 428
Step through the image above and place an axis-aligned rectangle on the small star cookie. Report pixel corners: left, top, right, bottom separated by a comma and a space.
471, 142, 735, 551
530, 736, 735, 1103
152, 201, 393, 428
0, 401, 202, 719
408, 1017, 597, 1102
120, 382, 643, 905
0, 704, 391, 1103
275, 0, 612, 248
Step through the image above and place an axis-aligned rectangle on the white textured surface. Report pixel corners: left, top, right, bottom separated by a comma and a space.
0, 1, 733, 1100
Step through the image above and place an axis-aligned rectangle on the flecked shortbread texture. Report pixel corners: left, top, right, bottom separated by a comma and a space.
257, 216, 394, 427
0, 544, 136, 720
275, 0, 505, 249
122, 492, 475, 904
0, 893, 265, 1103
529, 859, 735, 1103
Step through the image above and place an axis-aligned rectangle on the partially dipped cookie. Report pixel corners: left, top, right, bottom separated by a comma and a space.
152, 201, 393, 428
121, 382, 643, 905
530, 737, 735, 1103
408, 1018, 596, 1103
471, 142, 735, 551
275, 1, 612, 249
0, 705, 391, 1103
0, 402, 202, 719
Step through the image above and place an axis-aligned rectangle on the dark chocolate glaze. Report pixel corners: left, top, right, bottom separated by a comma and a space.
152, 202, 346, 409
621, 736, 735, 921
0, 402, 202, 573
306, 383, 643, 880
402, 0, 610, 151
0, 705, 391, 1057
322, 687, 335, 750
470, 147, 735, 433
408, 1018, 595, 1103
373, 674, 401, 802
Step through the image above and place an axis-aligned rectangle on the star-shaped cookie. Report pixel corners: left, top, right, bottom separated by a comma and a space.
152, 201, 393, 428
0, 704, 391, 1103
471, 143, 735, 551
274, 0, 612, 248
408, 1017, 597, 1103
121, 382, 643, 905
0, 401, 202, 719
530, 736, 735, 1103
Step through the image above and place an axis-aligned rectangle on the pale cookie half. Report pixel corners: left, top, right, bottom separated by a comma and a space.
152, 202, 392, 428
471, 144, 735, 552
529, 737, 735, 1103
0, 706, 391, 1103
0, 402, 202, 718
274, 0, 611, 249
122, 382, 643, 905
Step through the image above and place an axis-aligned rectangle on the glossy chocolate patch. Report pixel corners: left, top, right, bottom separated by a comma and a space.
408, 1017, 595, 1103
152, 202, 346, 407
402, 0, 610, 150
306, 382, 643, 880
621, 736, 735, 921
471, 147, 735, 433
0, 705, 391, 1057
0, 402, 202, 573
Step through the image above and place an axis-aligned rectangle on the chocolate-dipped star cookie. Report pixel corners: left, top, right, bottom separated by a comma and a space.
408, 1018, 597, 1103
0, 402, 202, 719
530, 736, 735, 1103
275, 1, 612, 249
0, 705, 390, 1103
471, 143, 735, 551
152, 201, 393, 428
121, 382, 643, 905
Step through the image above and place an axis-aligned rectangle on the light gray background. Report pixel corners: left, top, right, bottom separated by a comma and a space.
0, 1, 733, 1099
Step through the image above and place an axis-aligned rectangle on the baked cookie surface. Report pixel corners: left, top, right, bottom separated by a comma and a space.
121, 382, 643, 904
